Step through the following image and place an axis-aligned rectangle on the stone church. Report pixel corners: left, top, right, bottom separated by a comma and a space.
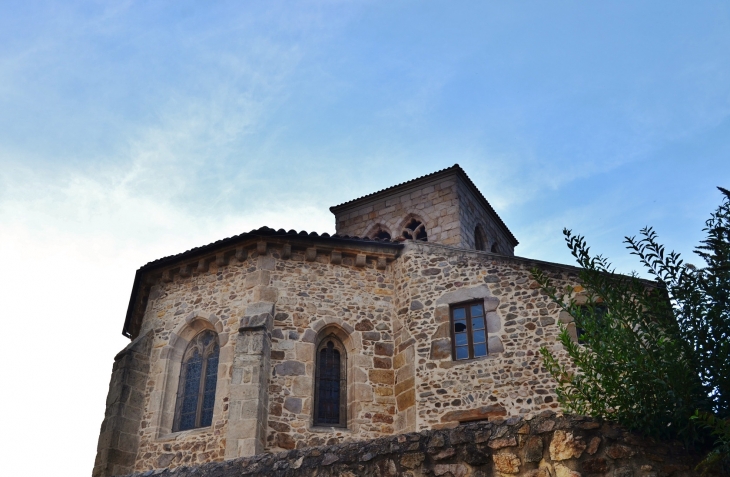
93, 165, 585, 476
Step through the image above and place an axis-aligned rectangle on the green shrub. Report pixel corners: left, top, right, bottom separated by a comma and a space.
533, 187, 729, 472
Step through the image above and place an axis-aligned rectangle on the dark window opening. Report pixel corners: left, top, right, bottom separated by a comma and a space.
576, 304, 608, 344
373, 230, 391, 240
314, 337, 347, 427
174, 330, 219, 431
474, 226, 486, 251
450, 301, 488, 360
490, 242, 499, 253
402, 218, 427, 241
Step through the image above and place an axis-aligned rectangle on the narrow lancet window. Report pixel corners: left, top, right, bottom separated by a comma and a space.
174, 330, 219, 431
314, 336, 347, 427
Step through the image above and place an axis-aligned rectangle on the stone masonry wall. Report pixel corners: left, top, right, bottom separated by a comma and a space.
333, 177, 462, 246
397, 242, 580, 430
264, 246, 399, 452
120, 414, 702, 477
455, 178, 515, 256
93, 331, 152, 477
129, 241, 404, 472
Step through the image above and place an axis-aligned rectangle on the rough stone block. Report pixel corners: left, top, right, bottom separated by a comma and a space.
253, 285, 278, 302
355, 254, 367, 267
368, 369, 394, 385
396, 389, 415, 411
486, 312, 501, 333
430, 338, 451, 360
274, 361, 306, 376
374, 342, 394, 356
305, 248, 317, 262
440, 405, 506, 423
330, 251, 342, 265
549, 430, 586, 461
488, 336, 504, 354
493, 453, 521, 474
283, 397, 302, 414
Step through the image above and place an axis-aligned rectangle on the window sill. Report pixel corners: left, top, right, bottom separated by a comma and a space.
309, 425, 351, 433
156, 426, 214, 441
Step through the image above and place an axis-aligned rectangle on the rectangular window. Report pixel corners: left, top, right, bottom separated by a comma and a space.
450, 301, 488, 360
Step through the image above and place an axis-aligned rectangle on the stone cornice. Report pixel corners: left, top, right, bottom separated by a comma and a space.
122, 230, 403, 339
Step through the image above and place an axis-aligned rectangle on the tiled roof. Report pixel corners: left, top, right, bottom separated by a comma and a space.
138, 226, 401, 271
330, 164, 461, 210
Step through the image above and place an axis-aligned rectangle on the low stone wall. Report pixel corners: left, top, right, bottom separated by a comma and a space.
123, 414, 701, 477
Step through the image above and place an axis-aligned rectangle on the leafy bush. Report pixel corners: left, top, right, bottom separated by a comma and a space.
533, 187, 729, 472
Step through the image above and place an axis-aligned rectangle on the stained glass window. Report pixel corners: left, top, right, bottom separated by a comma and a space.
314, 336, 347, 427
174, 330, 219, 431
450, 301, 488, 360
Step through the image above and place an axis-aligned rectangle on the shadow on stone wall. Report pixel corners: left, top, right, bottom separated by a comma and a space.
123, 413, 702, 477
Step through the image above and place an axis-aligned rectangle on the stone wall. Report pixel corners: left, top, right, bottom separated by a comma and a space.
264, 245, 400, 452
102, 235, 594, 474
396, 242, 580, 430
127, 239, 406, 472
93, 331, 152, 477
119, 414, 701, 477
455, 178, 515, 256
332, 176, 463, 246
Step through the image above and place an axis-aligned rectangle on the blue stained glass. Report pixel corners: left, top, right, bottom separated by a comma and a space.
452, 308, 466, 320
473, 343, 487, 357
179, 350, 202, 431
456, 346, 469, 360
473, 330, 486, 344
201, 346, 219, 427
455, 333, 468, 346
471, 304, 484, 318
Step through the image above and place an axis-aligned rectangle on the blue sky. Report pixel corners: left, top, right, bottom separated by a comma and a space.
1, 1, 729, 474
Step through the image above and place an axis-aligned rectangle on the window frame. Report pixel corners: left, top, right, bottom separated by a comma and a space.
173, 329, 220, 432
450, 299, 489, 360
313, 335, 348, 428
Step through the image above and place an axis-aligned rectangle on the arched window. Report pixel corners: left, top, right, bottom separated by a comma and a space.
402, 218, 427, 241
313, 336, 347, 427
368, 224, 392, 240
373, 229, 392, 240
474, 225, 486, 251
174, 330, 219, 432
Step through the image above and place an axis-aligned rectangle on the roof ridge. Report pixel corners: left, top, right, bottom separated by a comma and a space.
329, 164, 462, 211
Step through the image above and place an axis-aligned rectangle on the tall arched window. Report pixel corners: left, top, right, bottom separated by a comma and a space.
174, 330, 219, 432
474, 225, 487, 251
313, 336, 347, 427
